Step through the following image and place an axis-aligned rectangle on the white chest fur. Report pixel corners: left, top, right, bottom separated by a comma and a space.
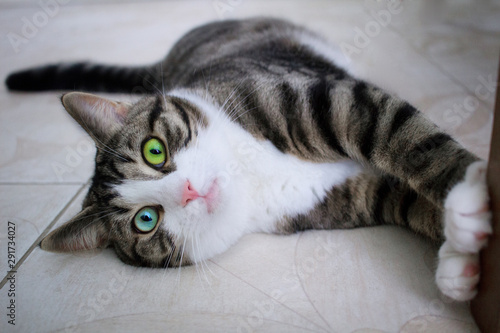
238, 140, 361, 233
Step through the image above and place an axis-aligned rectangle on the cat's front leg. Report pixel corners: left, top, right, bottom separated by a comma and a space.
436, 161, 492, 301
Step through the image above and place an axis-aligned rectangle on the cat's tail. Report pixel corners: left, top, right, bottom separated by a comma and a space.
5, 62, 163, 94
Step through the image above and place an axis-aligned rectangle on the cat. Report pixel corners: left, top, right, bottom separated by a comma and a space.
6, 18, 492, 302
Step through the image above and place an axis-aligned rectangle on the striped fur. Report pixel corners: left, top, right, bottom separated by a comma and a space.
10, 18, 490, 300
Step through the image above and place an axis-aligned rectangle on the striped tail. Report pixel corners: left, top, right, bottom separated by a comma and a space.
5, 62, 162, 94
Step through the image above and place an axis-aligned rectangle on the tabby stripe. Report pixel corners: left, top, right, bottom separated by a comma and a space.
99, 193, 119, 206
245, 86, 290, 152
415, 133, 454, 153
405, 133, 454, 174
429, 210, 441, 241
113, 217, 127, 238
399, 190, 418, 225
352, 81, 379, 160
126, 137, 136, 150
161, 252, 176, 268
108, 160, 125, 180
308, 78, 347, 157
423, 150, 475, 203
114, 246, 136, 266
373, 177, 394, 225
341, 182, 353, 208
280, 83, 305, 154
388, 102, 417, 143
175, 21, 242, 66
148, 97, 163, 132
163, 230, 176, 249
185, 61, 244, 87
91, 173, 109, 190
93, 169, 121, 186
132, 239, 149, 267
159, 232, 177, 267
104, 206, 130, 238
242, 39, 347, 77
114, 206, 131, 215
172, 100, 192, 146
157, 234, 168, 253
121, 155, 135, 163
174, 246, 185, 267
85, 65, 105, 90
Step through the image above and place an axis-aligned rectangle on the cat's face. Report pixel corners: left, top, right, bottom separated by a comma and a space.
40, 92, 251, 267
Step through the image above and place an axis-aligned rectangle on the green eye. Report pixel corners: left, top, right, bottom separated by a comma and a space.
134, 207, 159, 233
142, 138, 166, 167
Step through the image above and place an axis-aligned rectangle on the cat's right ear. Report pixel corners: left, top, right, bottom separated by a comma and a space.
39, 206, 110, 253
61, 92, 131, 142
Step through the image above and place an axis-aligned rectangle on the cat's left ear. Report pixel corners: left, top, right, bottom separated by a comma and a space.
61, 92, 131, 142
39, 205, 110, 253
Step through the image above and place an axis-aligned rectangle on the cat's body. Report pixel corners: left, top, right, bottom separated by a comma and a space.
6, 18, 492, 301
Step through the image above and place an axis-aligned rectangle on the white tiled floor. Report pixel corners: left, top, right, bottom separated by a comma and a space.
0, 1, 498, 332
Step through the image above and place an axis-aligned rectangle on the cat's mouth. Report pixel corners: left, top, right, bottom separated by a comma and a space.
203, 179, 220, 214
182, 178, 220, 214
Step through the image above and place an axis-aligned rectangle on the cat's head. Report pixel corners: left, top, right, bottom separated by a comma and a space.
40, 92, 251, 267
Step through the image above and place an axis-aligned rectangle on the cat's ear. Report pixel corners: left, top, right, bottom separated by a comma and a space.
61, 92, 131, 142
40, 206, 109, 253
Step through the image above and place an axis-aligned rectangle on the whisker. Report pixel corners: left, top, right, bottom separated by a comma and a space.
225, 80, 267, 122
195, 233, 215, 282
232, 105, 261, 122
96, 145, 130, 162
219, 77, 248, 113
160, 63, 169, 107
201, 61, 213, 100
175, 234, 189, 286
191, 235, 206, 287
143, 75, 164, 96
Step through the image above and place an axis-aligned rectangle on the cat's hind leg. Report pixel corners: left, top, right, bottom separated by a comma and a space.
280, 163, 492, 301
436, 161, 492, 301
279, 169, 445, 241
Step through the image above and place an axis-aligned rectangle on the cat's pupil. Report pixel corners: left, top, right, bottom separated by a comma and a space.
150, 149, 161, 155
141, 214, 152, 222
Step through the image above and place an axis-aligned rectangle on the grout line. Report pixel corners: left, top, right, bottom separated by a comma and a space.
0, 181, 90, 289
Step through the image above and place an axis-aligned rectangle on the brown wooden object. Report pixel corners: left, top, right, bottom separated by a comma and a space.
471, 61, 500, 333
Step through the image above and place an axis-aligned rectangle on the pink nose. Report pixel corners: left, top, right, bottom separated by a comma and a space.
181, 180, 199, 206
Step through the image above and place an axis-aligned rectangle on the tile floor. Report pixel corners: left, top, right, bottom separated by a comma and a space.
0, 0, 498, 332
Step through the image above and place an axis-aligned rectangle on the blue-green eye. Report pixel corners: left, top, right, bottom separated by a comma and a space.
134, 207, 159, 233
142, 137, 166, 168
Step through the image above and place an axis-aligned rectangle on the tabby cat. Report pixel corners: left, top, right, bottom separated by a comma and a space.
6, 18, 492, 301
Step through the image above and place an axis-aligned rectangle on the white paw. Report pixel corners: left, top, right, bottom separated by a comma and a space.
436, 160, 492, 301
444, 160, 492, 253
436, 242, 480, 301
